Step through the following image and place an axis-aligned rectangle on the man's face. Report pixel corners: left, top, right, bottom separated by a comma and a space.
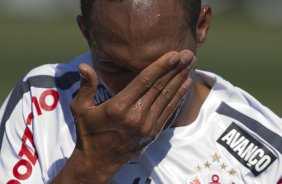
88, 0, 197, 95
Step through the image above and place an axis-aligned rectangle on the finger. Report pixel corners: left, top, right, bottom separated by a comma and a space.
152, 57, 196, 116
138, 51, 195, 112
74, 63, 99, 109
125, 51, 194, 135
117, 50, 194, 105
156, 77, 193, 132
140, 57, 196, 135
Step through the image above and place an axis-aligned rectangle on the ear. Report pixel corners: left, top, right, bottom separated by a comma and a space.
196, 4, 212, 47
76, 15, 93, 49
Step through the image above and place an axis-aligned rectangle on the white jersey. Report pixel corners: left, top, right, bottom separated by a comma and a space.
0, 53, 282, 184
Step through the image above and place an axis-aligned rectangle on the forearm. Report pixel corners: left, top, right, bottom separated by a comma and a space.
50, 148, 120, 184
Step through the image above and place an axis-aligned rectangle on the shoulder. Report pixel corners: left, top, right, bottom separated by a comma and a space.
214, 101, 282, 181
209, 70, 282, 139
0, 53, 93, 182
0, 52, 93, 149
201, 70, 282, 149
23, 53, 92, 87
197, 70, 282, 176
1, 52, 93, 117
0, 52, 93, 131
196, 69, 281, 126
200, 70, 282, 179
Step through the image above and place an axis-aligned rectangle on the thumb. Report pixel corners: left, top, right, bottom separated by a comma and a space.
76, 63, 99, 107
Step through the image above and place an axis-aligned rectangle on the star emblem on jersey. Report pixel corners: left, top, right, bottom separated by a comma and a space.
187, 153, 240, 184
220, 163, 227, 170
195, 165, 202, 172
193, 153, 236, 175
228, 169, 236, 176
204, 161, 211, 168
212, 153, 220, 162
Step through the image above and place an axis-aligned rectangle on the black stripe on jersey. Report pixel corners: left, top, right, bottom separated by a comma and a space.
216, 102, 282, 154
0, 72, 80, 150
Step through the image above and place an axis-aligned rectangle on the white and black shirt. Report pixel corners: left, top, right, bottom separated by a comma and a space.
1, 53, 281, 184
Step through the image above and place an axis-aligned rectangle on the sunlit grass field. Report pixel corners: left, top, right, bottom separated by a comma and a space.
0, 11, 281, 115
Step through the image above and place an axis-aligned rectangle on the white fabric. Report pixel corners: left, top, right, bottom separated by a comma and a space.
0, 53, 281, 184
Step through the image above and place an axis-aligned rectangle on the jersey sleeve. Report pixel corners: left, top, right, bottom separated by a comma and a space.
0, 80, 44, 184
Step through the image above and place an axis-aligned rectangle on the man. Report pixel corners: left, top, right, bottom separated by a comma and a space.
0, 0, 281, 183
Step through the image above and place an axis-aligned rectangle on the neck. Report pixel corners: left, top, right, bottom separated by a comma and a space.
172, 79, 211, 127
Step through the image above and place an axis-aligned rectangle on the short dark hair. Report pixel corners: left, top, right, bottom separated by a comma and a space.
80, 0, 201, 34
179, 0, 202, 34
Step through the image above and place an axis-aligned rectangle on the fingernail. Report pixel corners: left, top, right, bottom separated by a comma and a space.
180, 53, 193, 65
79, 64, 88, 81
192, 56, 197, 65
186, 56, 197, 69
79, 72, 87, 81
182, 78, 192, 90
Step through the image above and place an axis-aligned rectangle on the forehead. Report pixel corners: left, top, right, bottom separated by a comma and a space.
91, 0, 189, 68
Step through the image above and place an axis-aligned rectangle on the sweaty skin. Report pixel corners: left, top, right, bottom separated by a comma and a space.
85, 0, 197, 94
51, 0, 212, 183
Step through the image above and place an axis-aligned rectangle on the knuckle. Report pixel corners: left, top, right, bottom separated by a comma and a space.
70, 100, 81, 115
140, 75, 154, 89
153, 79, 165, 91
166, 103, 176, 114
70, 99, 92, 117
70, 101, 88, 124
153, 63, 167, 74
105, 103, 125, 119
161, 87, 173, 99
124, 113, 142, 127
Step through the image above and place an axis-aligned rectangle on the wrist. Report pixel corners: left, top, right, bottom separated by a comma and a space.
71, 148, 121, 183
51, 148, 121, 184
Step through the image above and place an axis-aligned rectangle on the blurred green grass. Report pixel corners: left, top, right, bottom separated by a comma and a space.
0, 11, 281, 115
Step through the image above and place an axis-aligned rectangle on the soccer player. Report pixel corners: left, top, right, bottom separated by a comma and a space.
1, 0, 282, 183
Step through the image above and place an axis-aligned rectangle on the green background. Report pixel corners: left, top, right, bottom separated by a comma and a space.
0, 10, 281, 115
